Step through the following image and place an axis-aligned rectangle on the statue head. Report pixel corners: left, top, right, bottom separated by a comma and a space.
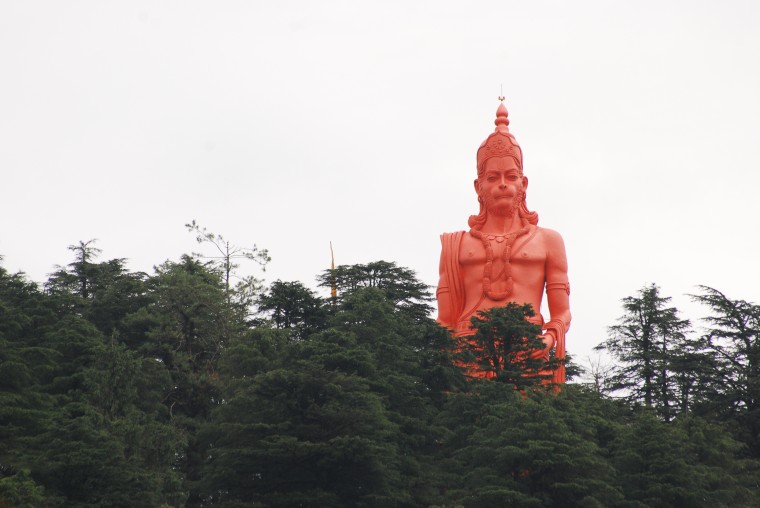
469, 102, 538, 228
476, 102, 523, 174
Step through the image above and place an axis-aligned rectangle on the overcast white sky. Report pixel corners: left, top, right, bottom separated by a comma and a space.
2, 0, 759, 368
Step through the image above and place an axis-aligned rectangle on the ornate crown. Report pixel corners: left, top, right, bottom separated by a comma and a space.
476, 102, 523, 174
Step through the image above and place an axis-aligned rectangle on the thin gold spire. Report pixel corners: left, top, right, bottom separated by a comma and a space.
329, 242, 337, 300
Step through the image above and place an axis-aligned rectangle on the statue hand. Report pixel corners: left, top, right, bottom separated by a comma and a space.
529, 329, 556, 360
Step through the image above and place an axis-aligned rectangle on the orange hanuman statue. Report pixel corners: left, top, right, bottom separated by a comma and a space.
436, 102, 571, 383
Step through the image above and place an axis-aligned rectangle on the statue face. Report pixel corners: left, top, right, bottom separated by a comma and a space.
475, 156, 527, 216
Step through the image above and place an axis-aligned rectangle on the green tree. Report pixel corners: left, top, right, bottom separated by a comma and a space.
610, 411, 759, 507
595, 284, 691, 419
0, 267, 60, 507
144, 256, 232, 374
0, 469, 51, 508
45, 241, 151, 337
185, 220, 270, 307
0, 273, 184, 508
257, 280, 328, 340
691, 286, 760, 455
202, 283, 464, 506
317, 260, 433, 321
322, 287, 465, 504
135, 256, 237, 502
81, 341, 187, 505
11, 311, 181, 507
45, 240, 102, 301
668, 338, 716, 417
465, 303, 554, 388
203, 329, 404, 507
438, 384, 625, 507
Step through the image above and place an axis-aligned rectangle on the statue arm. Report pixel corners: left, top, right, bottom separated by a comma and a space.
541, 229, 571, 383
543, 228, 571, 331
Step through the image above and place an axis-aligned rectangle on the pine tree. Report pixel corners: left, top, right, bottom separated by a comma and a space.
137, 256, 238, 503
45, 241, 151, 337
257, 280, 328, 340
596, 284, 691, 419
0, 268, 61, 507
465, 303, 555, 387
691, 286, 760, 455
317, 260, 433, 321
185, 220, 270, 318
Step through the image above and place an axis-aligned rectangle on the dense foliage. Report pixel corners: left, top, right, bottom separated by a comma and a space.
1, 245, 760, 507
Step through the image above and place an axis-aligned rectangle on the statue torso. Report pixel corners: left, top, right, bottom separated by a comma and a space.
454, 225, 548, 327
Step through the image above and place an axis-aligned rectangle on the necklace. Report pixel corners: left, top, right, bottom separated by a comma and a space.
469, 217, 531, 301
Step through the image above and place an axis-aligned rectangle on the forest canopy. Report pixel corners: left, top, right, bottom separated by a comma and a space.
1, 239, 760, 507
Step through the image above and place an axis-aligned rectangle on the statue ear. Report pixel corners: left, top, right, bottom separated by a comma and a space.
473, 178, 480, 194
522, 175, 529, 190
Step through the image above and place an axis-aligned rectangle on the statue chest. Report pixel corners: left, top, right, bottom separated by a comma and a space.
457, 230, 548, 305
459, 231, 545, 269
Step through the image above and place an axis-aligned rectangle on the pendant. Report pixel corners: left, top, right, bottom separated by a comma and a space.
486, 278, 513, 301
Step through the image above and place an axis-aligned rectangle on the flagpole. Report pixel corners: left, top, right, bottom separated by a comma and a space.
329, 242, 337, 302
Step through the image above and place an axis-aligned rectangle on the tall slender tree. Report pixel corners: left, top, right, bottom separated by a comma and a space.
185, 220, 270, 297
691, 286, 760, 455
596, 284, 691, 419
45, 241, 150, 337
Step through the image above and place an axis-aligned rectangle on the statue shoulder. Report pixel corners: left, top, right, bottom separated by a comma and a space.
440, 230, 466, 240
440, 231, 467, 247
536, 227, 569, 273
536, 226, 566, 249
